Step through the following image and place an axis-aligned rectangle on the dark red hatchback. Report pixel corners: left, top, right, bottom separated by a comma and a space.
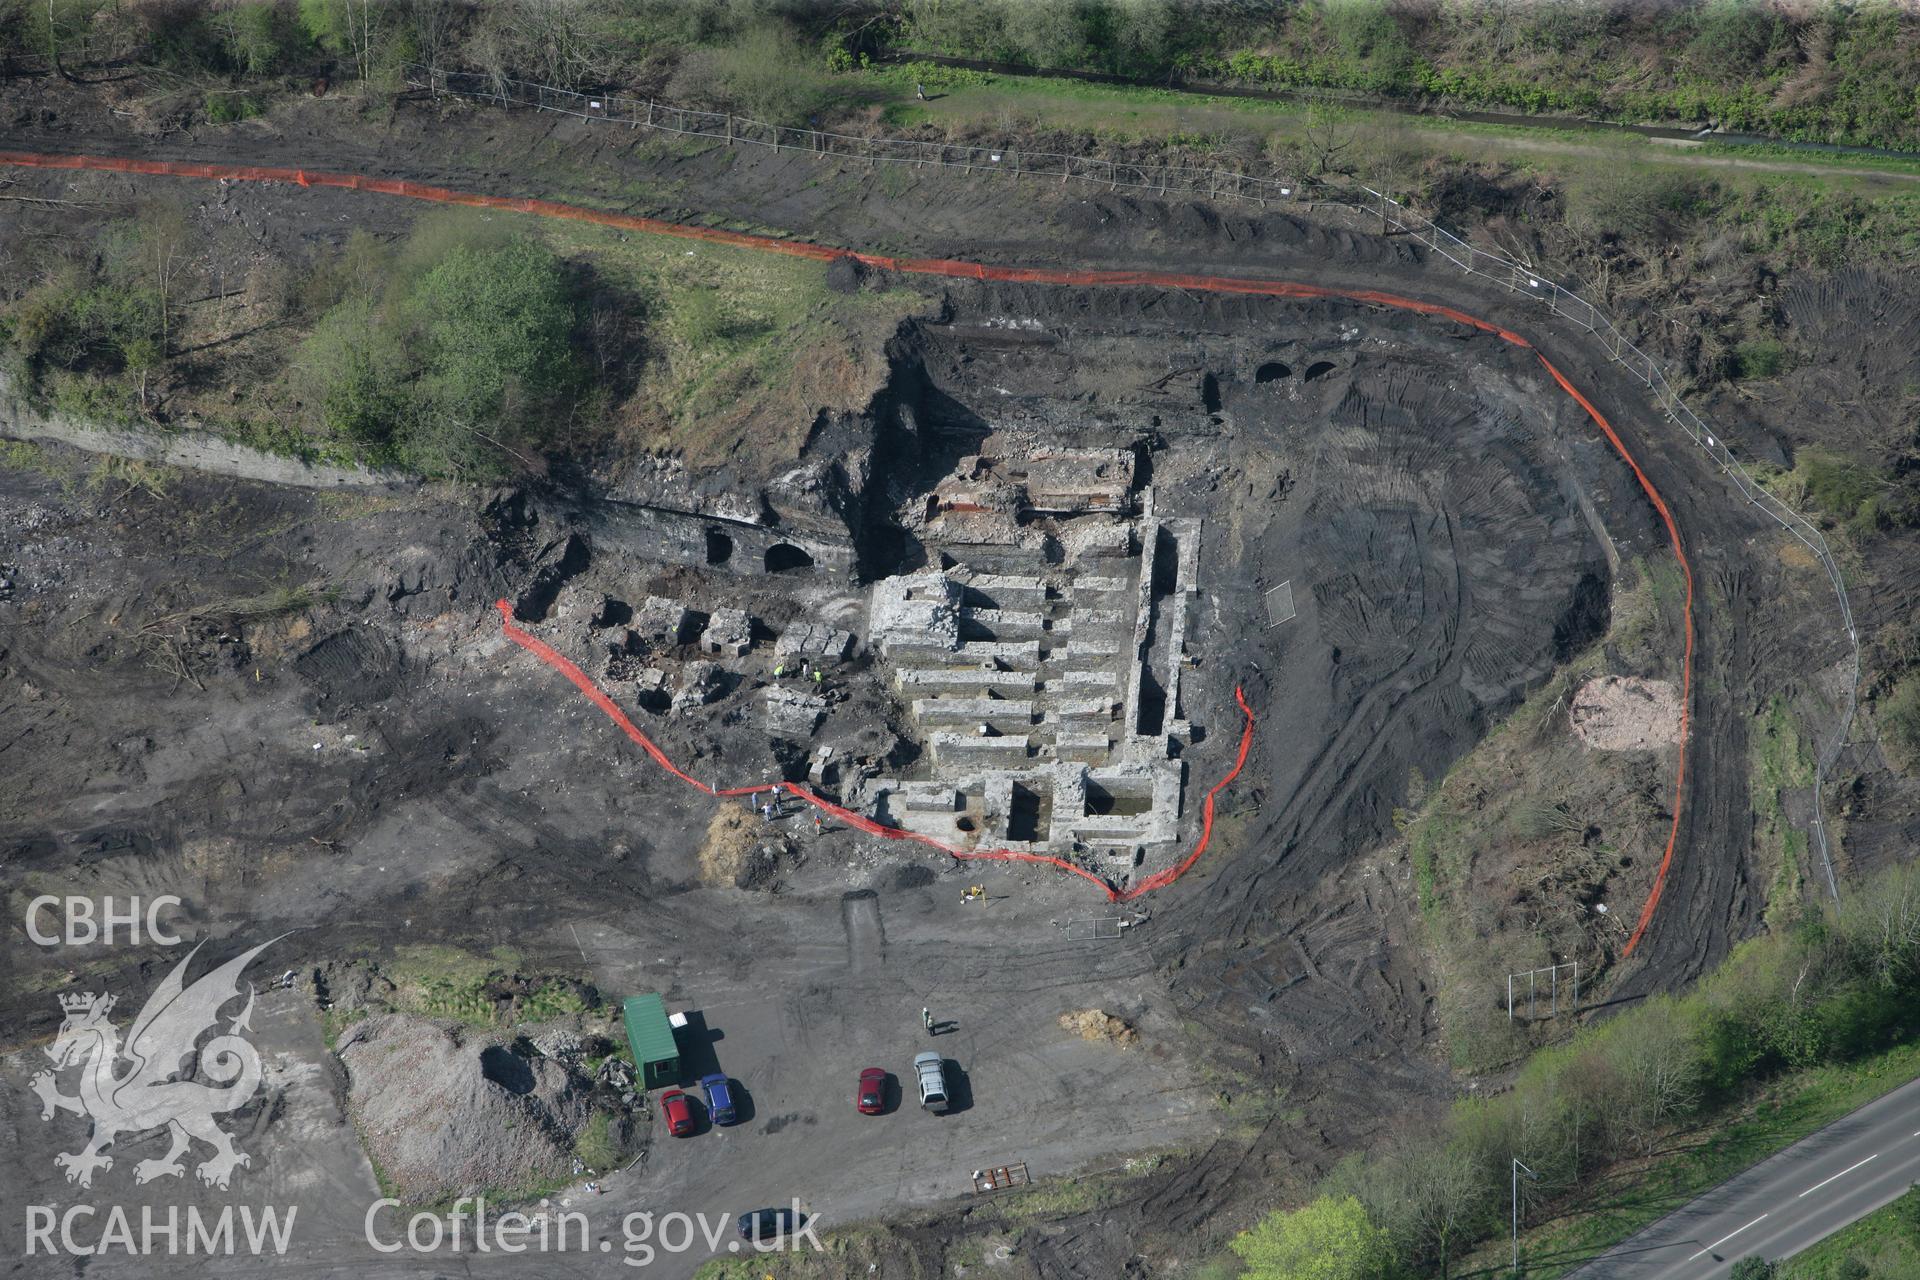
856, 1067, 888, 1115
660, 1089, 696, 1137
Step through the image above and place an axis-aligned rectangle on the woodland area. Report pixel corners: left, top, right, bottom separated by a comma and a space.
4, 1, 1916, 149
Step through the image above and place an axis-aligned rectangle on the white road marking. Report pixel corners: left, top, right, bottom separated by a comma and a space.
1798, 1153, 1878, 1198
1689, 1214, 1768, 1260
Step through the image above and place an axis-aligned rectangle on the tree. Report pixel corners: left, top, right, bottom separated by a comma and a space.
413, 233, 578, 428
299, 0, 380, 81
1407, 1140, 1489, 1278
1604, 997, 1702, 1155
1105, 0, 1175, 76
499, 0, 615, 89
1835, 846, 1920, 981
213, 1, 286, 75
410, 0, 455, 75
1302, 104, 1356, 177
34, 0, 117, 80
1231, 1195, 1394, 1280
302, 295, 406, 446
1727, 1258, 1772, 1280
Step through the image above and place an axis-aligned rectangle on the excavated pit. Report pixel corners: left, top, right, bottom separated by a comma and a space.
852, 282, 1646, 903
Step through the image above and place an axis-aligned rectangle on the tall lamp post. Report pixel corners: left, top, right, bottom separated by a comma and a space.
1512, 1157, 1540, 1274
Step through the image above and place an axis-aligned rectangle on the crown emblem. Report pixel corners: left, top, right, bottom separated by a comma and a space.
34, 939, 280, 1192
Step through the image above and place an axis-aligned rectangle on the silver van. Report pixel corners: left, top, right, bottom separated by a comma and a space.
913, 1052, 949, 1113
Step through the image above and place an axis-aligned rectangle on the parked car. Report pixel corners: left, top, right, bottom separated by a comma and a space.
856, 1067, 888, 1115
700, 1073, 737, 1125
660, 1089, 696, 1137
913, 1052, 949, 1113
737, 1206, 804, 1243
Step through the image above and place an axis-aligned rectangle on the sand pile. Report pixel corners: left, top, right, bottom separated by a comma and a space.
1059, 1009, 1138, 1047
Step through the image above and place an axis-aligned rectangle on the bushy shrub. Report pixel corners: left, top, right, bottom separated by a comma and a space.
1732, 338, 1786, 380
1231, 1194, 1394, 1280
1795, 450, 1887, 525
203, 91, 260, 124
704, 22, 842, 123
298, 223, 585, 476
1879, 677, 1920, 775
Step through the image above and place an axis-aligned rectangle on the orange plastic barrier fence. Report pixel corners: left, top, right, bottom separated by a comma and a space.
496, 600, 1252, 902
2, 150, 1692, 948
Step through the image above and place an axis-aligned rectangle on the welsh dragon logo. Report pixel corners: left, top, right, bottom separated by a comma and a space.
30, 938, 281, 1190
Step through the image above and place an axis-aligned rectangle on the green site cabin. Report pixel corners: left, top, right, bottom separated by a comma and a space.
621, 994, 681, 1090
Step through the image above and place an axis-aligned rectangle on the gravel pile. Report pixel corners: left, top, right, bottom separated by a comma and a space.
337, 1013, 595, 1202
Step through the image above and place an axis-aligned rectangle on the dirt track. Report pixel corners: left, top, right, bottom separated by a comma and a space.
0, 84, 1858, 1275
0, 85, 1779, 982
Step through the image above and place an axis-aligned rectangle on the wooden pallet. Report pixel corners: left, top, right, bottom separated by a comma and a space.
972, 1162, 1030, 1193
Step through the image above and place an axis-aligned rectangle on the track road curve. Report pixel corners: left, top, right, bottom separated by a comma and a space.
1, 147, 1698, 954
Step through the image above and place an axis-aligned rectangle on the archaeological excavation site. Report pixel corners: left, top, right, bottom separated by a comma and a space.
2, 17, 1906, 1276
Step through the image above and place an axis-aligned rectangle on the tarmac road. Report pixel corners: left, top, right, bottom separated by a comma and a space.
1569, 1074, 1920, 1279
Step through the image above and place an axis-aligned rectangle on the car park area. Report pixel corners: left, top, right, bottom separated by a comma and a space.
581, 878, 1223, 1277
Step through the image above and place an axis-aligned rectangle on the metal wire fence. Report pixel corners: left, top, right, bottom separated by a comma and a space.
1348, 186, 1856, 900
405, 65, 1303, 205
407, 63, 1859, 899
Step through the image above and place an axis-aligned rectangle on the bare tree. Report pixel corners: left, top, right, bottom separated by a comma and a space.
1302, 103, 1356, 178
1837, 860, 1920, 987
411, 0, 456, 78
1406, 1141, 1486, 1280
1609, 999, 1701, 1155
509, 0, 611, 90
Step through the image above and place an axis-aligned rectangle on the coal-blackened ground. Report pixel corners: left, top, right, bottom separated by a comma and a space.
0, 80, 1887, 1278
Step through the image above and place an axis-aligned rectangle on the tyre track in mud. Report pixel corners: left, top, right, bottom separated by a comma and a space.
0, 141, 1712, 975
1195, 506, 1469, 943
0, 105, 1790, 1267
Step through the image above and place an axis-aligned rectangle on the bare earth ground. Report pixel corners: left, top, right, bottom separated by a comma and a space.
0, 81, 1887, 1278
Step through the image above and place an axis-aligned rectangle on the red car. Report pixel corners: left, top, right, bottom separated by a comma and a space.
660, 1089, 696, 1137
856, 1067, 888, 1115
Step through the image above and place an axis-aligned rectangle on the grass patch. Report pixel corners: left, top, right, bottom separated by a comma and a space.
0, 438, 78, 483
1778, 1186, 1920, 1279
1733, 337, 1787, 380
1878, 676, 1920, 776
3, 193, 928, 480
844, 61, 1920, 269
1752, 695, 1816, 926
380, 944, 593, 1028
540, 220, 932, 468
693, 1224, 904, 1279
573, 1112, 619, 1174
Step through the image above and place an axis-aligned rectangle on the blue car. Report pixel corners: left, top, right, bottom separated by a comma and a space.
699, 1073, 737, 1126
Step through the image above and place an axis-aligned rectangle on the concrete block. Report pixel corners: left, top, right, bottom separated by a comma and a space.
633, 596, 696, 644
701, 607, 753, 657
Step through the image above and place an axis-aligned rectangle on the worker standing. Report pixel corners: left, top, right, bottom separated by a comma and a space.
922, 1006, 933, 1035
